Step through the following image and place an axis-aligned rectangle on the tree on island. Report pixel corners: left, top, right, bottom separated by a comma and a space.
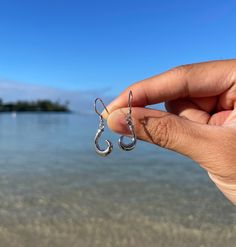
0, 99, 70, 112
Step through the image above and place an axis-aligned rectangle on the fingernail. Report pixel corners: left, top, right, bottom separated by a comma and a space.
107, 109, 130, 134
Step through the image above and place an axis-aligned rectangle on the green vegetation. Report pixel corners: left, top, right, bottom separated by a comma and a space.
0, 99, 70, 112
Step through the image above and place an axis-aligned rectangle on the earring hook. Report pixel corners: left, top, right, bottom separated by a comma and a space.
94, 98, 109, 117
118, 90, 137, 151
128, 90, 133, 115
94, 98, 113, 157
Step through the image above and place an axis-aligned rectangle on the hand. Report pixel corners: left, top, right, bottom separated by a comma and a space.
103, 59, 236, 205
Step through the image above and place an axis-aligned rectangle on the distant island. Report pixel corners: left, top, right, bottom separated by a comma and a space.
0, 99, 70, 112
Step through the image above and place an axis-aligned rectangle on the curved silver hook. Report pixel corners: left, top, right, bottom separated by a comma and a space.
118, 91, 137, 151
128, 90, 133, 114
94, 98, 113, 157
94, 98, 109, 117
118, 122, 136, 151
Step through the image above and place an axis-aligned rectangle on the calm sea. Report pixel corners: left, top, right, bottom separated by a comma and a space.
0, 113, 235, 247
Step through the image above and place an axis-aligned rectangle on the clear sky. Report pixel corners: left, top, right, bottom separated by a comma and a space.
0, 0, 236, 103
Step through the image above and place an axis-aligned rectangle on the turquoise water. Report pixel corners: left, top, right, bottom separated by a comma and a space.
0, 113, 235, 247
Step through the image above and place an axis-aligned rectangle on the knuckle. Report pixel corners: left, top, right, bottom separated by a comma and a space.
226, 63, 236, 84
148, 116, 177, 149
168, 64, 194, 97
169, 64, 193, 76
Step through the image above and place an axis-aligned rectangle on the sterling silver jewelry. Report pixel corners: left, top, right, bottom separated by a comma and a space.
94, 98, 113, 157
118, 90, 137, 151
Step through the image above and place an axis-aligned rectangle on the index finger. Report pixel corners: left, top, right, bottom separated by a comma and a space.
103, 60, 236, 118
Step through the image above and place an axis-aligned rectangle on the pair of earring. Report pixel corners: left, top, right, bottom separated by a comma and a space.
94, 91, 137, 157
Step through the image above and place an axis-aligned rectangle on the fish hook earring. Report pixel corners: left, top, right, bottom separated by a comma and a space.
118, 91, 137, 151
94, 98, 113, 157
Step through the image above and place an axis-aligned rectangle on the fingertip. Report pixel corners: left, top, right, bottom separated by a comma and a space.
107, 108, 130, 134
102, 90, 133, 119
101, 110, 109, 119
101, 101, 121, 120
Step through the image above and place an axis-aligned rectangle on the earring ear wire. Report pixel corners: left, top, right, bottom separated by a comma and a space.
94, 98, 113, 157
118, 91, 137, 151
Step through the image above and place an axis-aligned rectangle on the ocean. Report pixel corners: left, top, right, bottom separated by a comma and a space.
0, 113, 235, 247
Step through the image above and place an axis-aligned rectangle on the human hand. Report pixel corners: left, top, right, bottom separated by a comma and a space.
103, 59, 236, 205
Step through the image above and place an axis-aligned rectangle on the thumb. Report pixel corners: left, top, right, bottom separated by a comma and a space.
107, 107, 215, 160
223, 107, 236, 126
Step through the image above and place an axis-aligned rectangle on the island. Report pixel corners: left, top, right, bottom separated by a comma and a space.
0, 99, 70, 112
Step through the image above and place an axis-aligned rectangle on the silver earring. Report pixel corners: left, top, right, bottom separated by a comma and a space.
94, 98, 113, 157
118, 90, 137, 151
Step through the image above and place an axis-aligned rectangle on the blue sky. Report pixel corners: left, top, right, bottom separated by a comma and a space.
0, 0, 236, 110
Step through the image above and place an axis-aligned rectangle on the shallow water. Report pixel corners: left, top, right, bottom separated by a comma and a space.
0, 113, 235, 247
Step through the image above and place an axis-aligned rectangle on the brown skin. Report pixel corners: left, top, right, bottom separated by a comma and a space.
103, 59, 236, 205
